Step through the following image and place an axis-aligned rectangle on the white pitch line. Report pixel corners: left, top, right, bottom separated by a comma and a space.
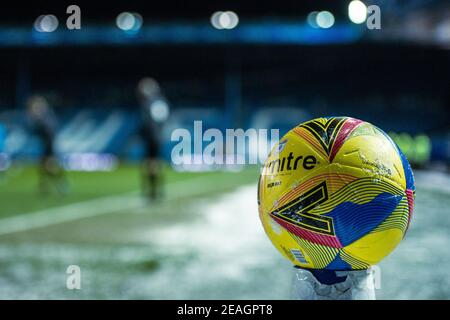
0, 191, 141, 236
0, 174, 239, 236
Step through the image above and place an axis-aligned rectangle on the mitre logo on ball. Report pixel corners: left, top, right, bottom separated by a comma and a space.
263, 152, 318, 174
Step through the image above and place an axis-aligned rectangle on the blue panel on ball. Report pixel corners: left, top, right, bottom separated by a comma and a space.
397, 147, 415, 191
378, 128, 415, 191
324, 253, 353, 271
324, 193, 403, 246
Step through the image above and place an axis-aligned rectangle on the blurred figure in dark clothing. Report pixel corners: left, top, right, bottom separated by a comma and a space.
27, 95, 68, 195
136, 78, 170, 201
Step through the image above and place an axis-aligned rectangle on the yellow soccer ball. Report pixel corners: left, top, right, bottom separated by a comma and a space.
258, 117, 415, 270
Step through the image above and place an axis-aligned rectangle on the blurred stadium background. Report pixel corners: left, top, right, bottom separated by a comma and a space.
0, 0, 449, 299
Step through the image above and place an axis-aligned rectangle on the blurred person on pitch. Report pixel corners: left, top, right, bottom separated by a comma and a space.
136, 77, 170, 201
26, 95, 69, 195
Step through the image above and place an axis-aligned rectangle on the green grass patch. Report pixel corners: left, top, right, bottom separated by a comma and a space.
0, 163, 259, 219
